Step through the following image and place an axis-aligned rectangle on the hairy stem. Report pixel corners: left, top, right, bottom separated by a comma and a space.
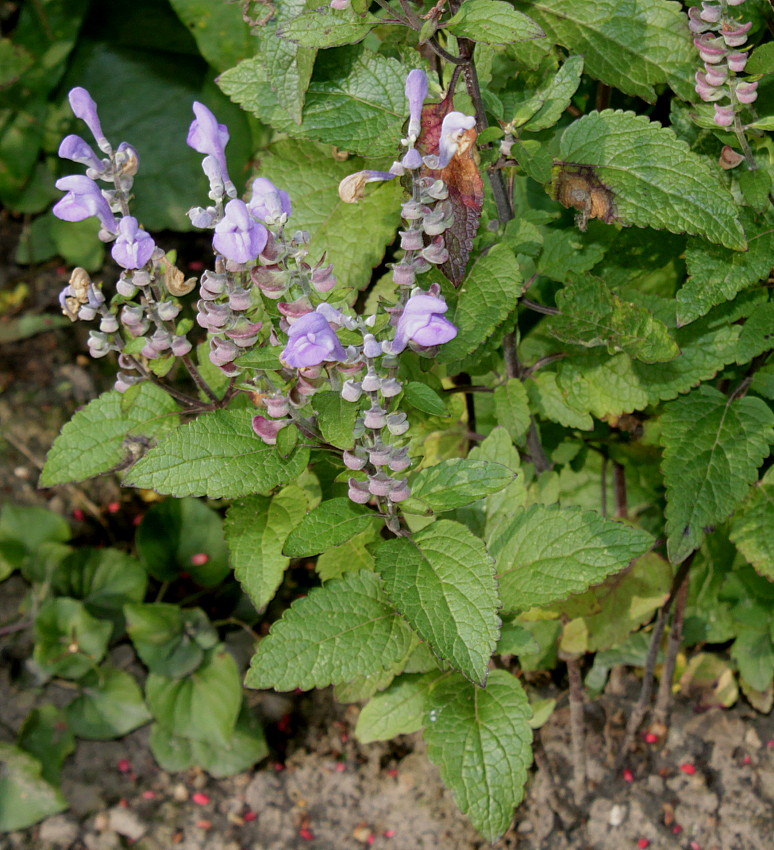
613, 461, 628, 519
567, 654, 587, 806
652, 576, 690, 726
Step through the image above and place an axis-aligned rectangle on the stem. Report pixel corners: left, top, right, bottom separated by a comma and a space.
567, 654, 587, 807
652, 576, 690, 726
0, 620, 31, 637
520, 297, 559, 316
601, 454, 608, 517
613, 461, 628, 519
181, 353, 219, 403
614, 552, 695, 769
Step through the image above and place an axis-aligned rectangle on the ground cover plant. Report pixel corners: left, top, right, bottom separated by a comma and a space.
1, 0, 773, 841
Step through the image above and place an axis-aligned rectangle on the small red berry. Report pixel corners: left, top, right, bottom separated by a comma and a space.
192, 792, 210, 806
243, 810, 257, 822
741, 754, 751, 765
367, 835, 375, 846
72, 508, 85, 522
299, 827, 314, 840
142, 790, 156, 800
637, 839, 650, 849
672, 825, 683, 835
107, 501, 120, 514
273, 762, 285, 772
383, 830, 396, 838
679, 762, 696, 775
334, 762, 345, 772
117, 759, 132, 773
386, 768, 398, 777
622, 768, 634, 783
190, 552, 209, 566
643, 732, 658, 744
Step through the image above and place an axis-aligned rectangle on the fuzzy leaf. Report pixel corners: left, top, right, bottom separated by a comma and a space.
516, 0, 695, 102
729, 469, 774, 581
355, 671, 445, 743
446, 0, 544, 44
225, 486, 309, 610
423, 670, 532, 842
123, 409, 309, 499
438, 244, 525, 363
255, 139, 401, 294
526, 372, 593, 431
313, 391, 358, 449
549, 276, 679, 363
40, 385, 180, 486
245, 570, 415, 691
490, 504, 653, 611
514, 54, 584, 132
284, 498, 376, 557
661, 386, 774, 565
404, 382, 448, 417
168, 0, 252, 71
374, 520, 500, 685
493, 379, 531, 443
677, 210, 774, 326
403, 459, 517, 513
316, 525, 378, 582
278, 7, 378, 47
557, 110, 745, 250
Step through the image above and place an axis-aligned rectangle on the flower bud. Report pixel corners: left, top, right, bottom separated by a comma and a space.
171, 336, 192, 357
209, 335, 240, 367
347, 478, 371, 504
736, 80, 758, 104
392, 264, 416, 288
115, 371, 143, 393
100, 315, 119, 333
727, 52, 748, 72
388, 448, 411, 472
343, 449, 368, 470
264, 395, 290, 418
713, 104, 736, 126
364, 404, 387, 429
341, 379, 363, 403
361, 371, 381, 393
88, 330, 112, 358
252, 415, 289, 446
421, 236, 449, 265
157, 300, 181, 321
114, 142, 139, 177
368, 473, 393, 496
699, 1, 721, 23
388, 479, 411, 502
251, 265, 287, 299
380, 377, 402, 398
386, 412, 409, 436
228, 287, 251, 311
225, 319, 262, 347
399, 229, 424, 251
368, 446, 391, 466
362, 334, 382, 359
116, 277, 138, 298
721, 22, 752, 48
200, 270, 228, 298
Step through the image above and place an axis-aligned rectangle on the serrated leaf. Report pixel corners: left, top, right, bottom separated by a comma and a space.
730, 469, 774, 581
40, 385, 180, 486
313, 391, 358, 449
494, 379, 531, 443
516, 0, 695, 102
515, 54, 584, 132
356, 671, 445, 743
557, 110, 745, 250
0, 744, 67, 831
677, 210, 774, 326
219, 51, 407, 157
549, 276, 679, 363
235, 344, 285, 370
661, 386, 774, 565
404, 458, 517, 513
374, 520, 500, 684
123, 409, 309, 498
225, 486, 308, 610
254, 139, 402, 294
490, 504, 653, 611
446, 0, 545, 45
423, 670, 532, 842
316, 524, 378, 582
66, 667, 151, 739
746, 41, 774, 75
284, 498, 376, 557
526, 372, 593, 431
168, 0, 252, 71
438, 244, 525, 363
497, 621, 541, 656
245, 570, 415, 691
278, 7, 378, 47
146, 648, 241, 746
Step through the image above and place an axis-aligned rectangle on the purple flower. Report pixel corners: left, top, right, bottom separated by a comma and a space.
111, 216, 156, 269
212, 199, 268, 264
68, 88, 107, 149
736, 80, 758, 104
280, 311, 347, 368
405, 69, 428, 142
58, 135, 104, 171
423, 112, 476, 169
187, 102, 230, 183
248, 177, 291, 222
390, 292, 457, 353
252, 415, 290, 446
713, 104, 735, 126
53, 175, 117, 232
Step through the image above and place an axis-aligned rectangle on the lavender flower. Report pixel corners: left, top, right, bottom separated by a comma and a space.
52, 175, 117, 232
424, 112, 476, 170
68, 87, 108, 151
58, 135, 103, 172
248, 177, 292, 222
111, 216, 155, 269
187, 102, 230, 184
405, 69, 428, 142
212, 199, 268, 264
280, 311, 346, 368
252, 415, 290, 446
390, 292, 457, 353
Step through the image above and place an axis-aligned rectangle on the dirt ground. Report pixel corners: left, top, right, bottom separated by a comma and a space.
1, 218, 773, 850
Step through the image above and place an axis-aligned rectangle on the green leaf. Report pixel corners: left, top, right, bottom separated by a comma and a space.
146, 648, 241, 746
0, 744, 67, 831
493, 379, 531, 443
730, 469, 774, 581
313, 391, 358, 450
746, 41, 774, 75
284, 498, 376, 557
316, 525, 378, 582
747, 116, 774, 132
557, 110, 745, 249
40, 385, 180, 486
438, 244, 525, 363
355, 672, 445, 743
17, 707, 75, 786
661, 386, 774, 565
497, 622, 541, 656
168, 0, 252, 71
278, 7, 378, 47
517, 0, 695, 102
677, 210, 774, 326
66, 667, 151, 739
254, 139, 402, 294
33, 598, 112, 680
235, 344, 285, 370
490, 504, 653, 611
446, 0, 544, 45
374, 520, 500, 685
136, 497, 229, 586
245, 570, 415, 691
423, 670, 532, 842
731, 629, 774, 693
549, 276, 679, 363
739, 170, 772, 214
403, 458, 517, 514
514, 54, 584, 132
124, 409, 309, 499
526, 372, 593, 431
0, 38, 34, 87
220, 51, 407, 157
125, 603, 218, 678
0, 504, 70, 561
403, 382, 448, 417
225, 486, 308, 610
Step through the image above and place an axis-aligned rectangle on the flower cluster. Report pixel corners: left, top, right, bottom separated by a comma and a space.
690, 0, 758, 127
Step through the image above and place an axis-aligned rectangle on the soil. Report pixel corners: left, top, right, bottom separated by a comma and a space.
1, 217, 773, 850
